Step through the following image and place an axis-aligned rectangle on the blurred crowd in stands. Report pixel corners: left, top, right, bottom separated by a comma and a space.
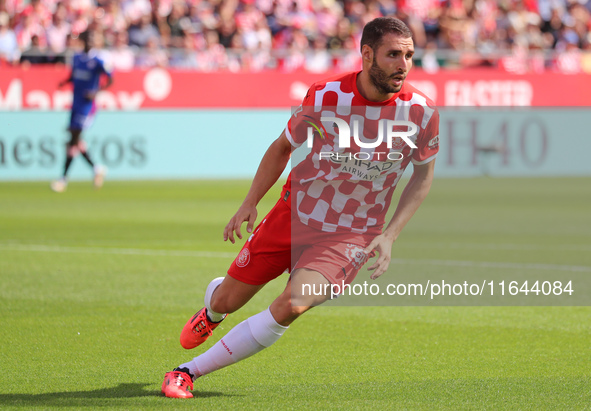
1, 0, 591, 73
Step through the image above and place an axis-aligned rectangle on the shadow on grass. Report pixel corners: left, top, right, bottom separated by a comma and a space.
0, 382, 232, 407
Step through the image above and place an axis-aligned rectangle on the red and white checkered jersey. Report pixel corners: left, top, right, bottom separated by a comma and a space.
283, 71, 439, 236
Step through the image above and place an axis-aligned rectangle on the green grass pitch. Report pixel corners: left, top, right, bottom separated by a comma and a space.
0, 178, 589, 410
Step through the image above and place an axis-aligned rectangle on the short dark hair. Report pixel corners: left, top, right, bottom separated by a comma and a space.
360, 17, 412, 52
78, 30, 90, 46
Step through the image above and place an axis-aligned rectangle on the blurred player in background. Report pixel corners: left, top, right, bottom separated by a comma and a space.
51, 30, 112, 193
162, 17, 439, 398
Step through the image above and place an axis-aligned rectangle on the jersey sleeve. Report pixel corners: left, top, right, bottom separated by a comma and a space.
411, 107, 439, 165
284, 85, 317, 148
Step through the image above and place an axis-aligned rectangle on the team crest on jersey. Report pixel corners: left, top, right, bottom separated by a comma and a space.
345, 244, 368, 269
236, 248, 251, 267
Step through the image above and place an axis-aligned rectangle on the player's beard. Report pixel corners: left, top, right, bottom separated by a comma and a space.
369, 56, 405, 95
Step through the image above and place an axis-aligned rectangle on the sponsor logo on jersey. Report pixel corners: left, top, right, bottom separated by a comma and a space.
428, 135, 439, 148
73, 70, 92, 81
304, 115, 327, 141
325, 156, 399, 181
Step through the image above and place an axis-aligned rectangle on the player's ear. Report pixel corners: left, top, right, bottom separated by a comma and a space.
361, 44, 373, 64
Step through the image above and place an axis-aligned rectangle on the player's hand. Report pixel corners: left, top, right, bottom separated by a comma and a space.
85, 90, 97, 100
363, 233, 395, 280
223, 204, 258, 244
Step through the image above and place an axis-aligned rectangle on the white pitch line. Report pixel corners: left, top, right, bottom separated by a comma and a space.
1, 243, 590, 273
399, 242, 591, 252
391, 258, 591, 273
0, 244, 236, 259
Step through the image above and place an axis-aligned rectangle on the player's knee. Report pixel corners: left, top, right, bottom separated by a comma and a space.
270, 294, 311, 325
67, 144, 80, 157
69, 131, 81, 145
287, 303, 310, 318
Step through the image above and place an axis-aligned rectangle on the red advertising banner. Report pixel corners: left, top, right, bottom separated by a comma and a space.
0, 66, 589, 109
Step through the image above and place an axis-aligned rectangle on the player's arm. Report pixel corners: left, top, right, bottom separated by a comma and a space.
364, 159, 436, 279
86, 73, 113, 100
223, 130, 292, 243
58, 72, 72, 88
101, 73, 114, 90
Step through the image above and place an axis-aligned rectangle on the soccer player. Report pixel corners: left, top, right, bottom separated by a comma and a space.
162, 17, 440, 398
50, 30, 112, 193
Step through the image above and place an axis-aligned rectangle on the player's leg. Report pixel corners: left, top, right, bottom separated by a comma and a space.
65, 129, 81, 175
75, 136, 93, 168
67, 130, 103, 178
164, 268, 328, 398
77, 138, 106, 189
73, 122, 107, 189
269, 268, 331, 325
55, 106, 106, 190
170, 240, 370, 388
76, 107, 107, 189
51, 128, 80, 192
179, 275, 264, 350
164, 275, 267, 398
163, 199, 293, 397
164, 275, 289, 399
179, 198, 291, 350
